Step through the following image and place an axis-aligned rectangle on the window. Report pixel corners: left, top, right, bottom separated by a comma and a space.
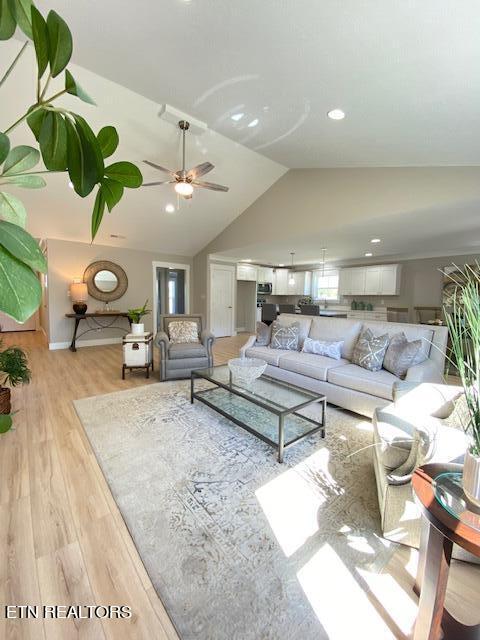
312, 268, 339, 301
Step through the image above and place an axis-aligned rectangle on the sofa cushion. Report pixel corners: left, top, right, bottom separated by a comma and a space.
328, 363, 399, 400
255, 321, 272, 346
278, 351, 349, 382
276, 313, 312, 347
308, 317, 363, 360
245, 346, 294, 366
362, 321, 434, 360
302, 337, 343, 360
351, 328, 390, 372
270, 320, 300, 350
383, 332, 424, 378
169, 342, 207, 359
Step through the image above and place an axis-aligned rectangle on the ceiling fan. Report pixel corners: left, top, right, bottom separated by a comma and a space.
142, 120, 229, 199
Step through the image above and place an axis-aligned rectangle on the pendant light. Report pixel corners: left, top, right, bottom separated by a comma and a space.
288, 252, 295, 285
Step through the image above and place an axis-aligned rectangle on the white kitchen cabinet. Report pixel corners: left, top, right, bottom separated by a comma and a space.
364, 266, 382, 295
339, 264, 402, 296
350, 269, 366, 295
257, 267, 274, 283
236, 264, 257, 281
273, 268, 289, 295
347, 310, 388, 321
293, 271, 312, 296
380, 264, 400, 295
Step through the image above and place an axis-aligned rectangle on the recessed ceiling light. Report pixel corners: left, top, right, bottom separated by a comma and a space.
68, 181, 74, 189
278, 263, 284, 267
365, 252, 373, 257
165, 203, 175, 213
242, 259, 252, 263
327, 109, 345, 120
371, 238, 381, 244
231, 113, 244, 122
247, 118, 259, 128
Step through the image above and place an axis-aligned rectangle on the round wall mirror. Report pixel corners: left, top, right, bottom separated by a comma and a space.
83, 261, 128, 302
94, 270, 119, 292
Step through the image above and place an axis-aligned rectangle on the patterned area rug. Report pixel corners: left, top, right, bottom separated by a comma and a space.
74, 381, 395, 640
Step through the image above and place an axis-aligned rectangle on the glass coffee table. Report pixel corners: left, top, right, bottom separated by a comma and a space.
191, 364, 326, 462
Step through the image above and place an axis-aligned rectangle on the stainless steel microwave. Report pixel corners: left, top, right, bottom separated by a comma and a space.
257, 282, 272, 294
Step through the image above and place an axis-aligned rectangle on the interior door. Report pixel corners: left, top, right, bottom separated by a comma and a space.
210, 265, 235, 337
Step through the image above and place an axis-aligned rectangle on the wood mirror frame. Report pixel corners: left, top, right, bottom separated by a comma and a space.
83, 261, 128, 302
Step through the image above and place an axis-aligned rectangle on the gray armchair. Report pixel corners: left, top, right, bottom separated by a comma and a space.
155, 314, 215, 381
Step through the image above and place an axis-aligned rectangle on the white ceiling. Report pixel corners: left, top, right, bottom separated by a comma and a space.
2, 40, 285, 256
40, 0, 480, 168
214, 201, 480, 266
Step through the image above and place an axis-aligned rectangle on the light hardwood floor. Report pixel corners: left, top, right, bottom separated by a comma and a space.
0, 330, 478, 639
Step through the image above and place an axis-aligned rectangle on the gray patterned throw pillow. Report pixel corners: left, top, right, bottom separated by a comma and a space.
255, 321, 272, 346
383, 332, 424, 378
270, 321, 300, 351
352, 328, 390, 372
302, 337, 344, 360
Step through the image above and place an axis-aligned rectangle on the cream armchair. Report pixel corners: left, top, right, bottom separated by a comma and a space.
155, 314, 215, 381
372, 381, 476, 560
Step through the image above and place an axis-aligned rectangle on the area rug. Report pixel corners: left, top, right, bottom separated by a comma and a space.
74, 381, 395, 640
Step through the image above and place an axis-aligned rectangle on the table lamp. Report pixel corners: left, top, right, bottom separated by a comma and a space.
70, 281, 88, 314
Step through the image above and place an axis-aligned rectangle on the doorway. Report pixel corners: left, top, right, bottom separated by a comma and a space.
152, 262, 190, 332
210, 263, 235, 337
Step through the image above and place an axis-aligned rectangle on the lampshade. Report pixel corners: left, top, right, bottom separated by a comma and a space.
70, 282, 88, 302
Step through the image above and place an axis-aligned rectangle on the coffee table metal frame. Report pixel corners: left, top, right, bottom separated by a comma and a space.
191, 366, 326, 462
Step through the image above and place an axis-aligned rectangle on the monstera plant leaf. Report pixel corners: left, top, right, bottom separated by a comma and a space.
0, 0, 143, 325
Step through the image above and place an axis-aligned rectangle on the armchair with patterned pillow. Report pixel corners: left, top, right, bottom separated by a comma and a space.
155, 314, 215, 381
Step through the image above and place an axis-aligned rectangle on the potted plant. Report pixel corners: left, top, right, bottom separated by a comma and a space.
443, 263, 480, 506
0, 339, 31, 433
127, 300, 151, 335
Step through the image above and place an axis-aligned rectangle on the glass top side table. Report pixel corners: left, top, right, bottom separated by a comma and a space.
434, 471, 480, 534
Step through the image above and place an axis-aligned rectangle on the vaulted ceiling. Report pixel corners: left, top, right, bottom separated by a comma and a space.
42, 0, 480, 168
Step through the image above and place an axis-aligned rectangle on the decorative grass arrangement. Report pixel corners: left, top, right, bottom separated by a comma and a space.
443, 263, 480, 456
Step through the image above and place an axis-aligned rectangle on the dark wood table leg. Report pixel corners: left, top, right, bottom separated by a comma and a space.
69, 317, 81, 352
414, 521, 453, 640
190, 374, 194, 404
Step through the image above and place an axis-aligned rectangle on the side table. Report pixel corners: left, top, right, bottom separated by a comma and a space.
412, 463, 480, 640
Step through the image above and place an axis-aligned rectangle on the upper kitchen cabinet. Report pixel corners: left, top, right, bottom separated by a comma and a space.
339, 264, 402, 296
288, 271, 312, 296
273, 268, 289, 294
237, 263, 258, 281
257, 267, 274, 284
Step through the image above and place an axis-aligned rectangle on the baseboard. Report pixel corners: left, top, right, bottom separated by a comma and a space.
49, 337, 123, 351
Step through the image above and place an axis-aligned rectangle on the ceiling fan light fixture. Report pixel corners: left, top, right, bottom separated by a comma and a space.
175, 182, 194, 196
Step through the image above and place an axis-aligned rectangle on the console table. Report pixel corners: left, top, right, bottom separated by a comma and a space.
65, 312, 132, 352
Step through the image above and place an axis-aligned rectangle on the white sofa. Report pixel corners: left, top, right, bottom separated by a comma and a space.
240, 313, 448, 418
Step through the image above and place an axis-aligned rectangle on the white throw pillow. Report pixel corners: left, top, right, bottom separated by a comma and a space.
168, 320, 199, 344
302, 336, 344, 360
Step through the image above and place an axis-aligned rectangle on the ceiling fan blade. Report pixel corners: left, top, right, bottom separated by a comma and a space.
187, 162, 214, 180
192, 179, 229, 192
142, 180, 176, 187
143, 160, 177, 177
